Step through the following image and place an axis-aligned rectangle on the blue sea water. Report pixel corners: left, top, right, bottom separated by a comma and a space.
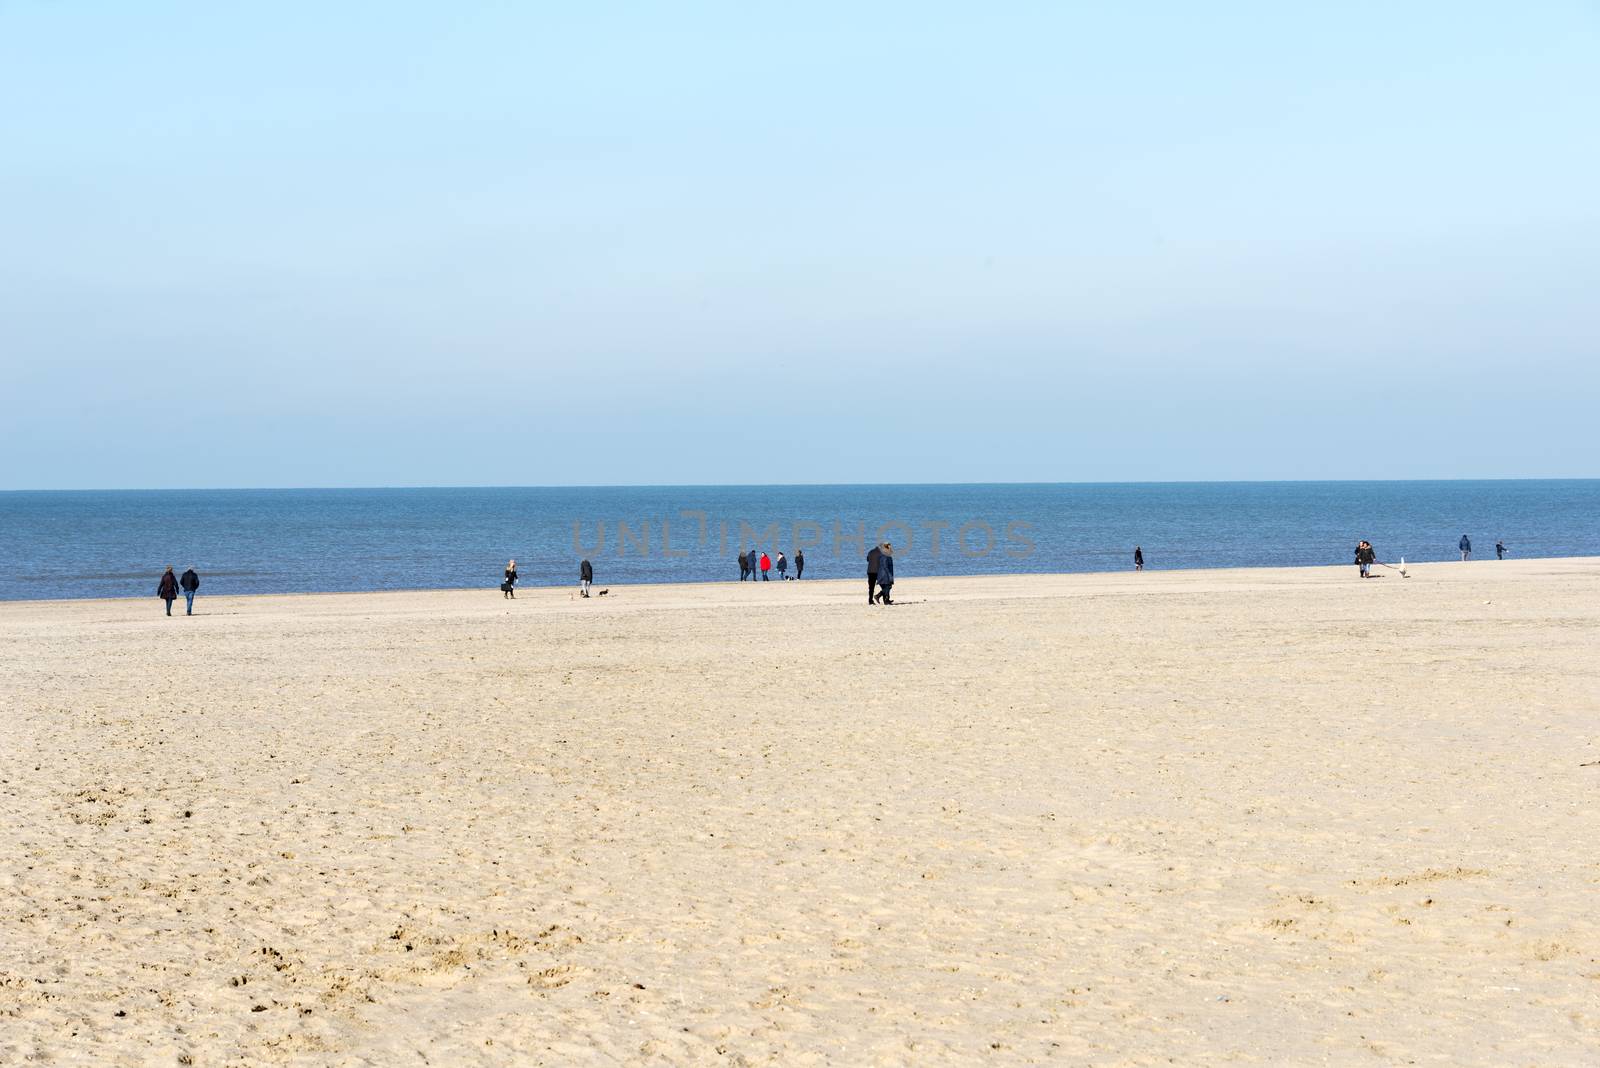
1, 481, 1596, 601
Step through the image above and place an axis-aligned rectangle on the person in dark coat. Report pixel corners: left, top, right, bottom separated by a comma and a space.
1134, 547, 1143, 572
795, 549, 804, 579
157, 566, 179, 616
580, 558, 594, 597
876, 543, 896, 604
1459, 534, 1472, 561
738, 551, 749, 581
179, 566, 200, 614
1496, 539, 1506, 560
775, 552, 787, 579
866, 544, 882, 604
1357, 541, 1376, 578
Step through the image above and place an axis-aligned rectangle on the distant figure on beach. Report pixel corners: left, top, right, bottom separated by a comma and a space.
1356, 541, 1375, 578
1459, 534, 1472, 561
795, 549, 805, 579
759, 552, 772, 580
738, 551, 750, 581
503, 559, 518, 599
776, 551, 788, 579
156, 566, 178, 616
580, 558, 594, 597
1134, 546, 1143, 571
876, 543, 895, 605
866, 543, 882, 604
1496, 539, 1506, 560
179, 566, 200, 614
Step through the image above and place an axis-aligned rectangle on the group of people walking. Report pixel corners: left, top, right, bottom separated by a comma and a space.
738, 549, 803, 581
155, 566, 201, 615
158, 531, 1519, 612
152, 529, 1521, 614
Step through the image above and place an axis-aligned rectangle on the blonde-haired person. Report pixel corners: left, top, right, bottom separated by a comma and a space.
503, 559, 518, 599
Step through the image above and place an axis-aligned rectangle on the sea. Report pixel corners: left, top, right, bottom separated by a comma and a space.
1, 481, 1596, 601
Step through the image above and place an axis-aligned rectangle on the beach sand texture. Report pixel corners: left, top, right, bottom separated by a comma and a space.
3, 560, 1599, 1065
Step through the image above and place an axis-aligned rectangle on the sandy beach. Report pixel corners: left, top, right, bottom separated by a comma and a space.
3, 559, 1598, 1065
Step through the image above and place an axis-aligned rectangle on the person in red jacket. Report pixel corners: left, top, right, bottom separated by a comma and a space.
759, 552, 772, 580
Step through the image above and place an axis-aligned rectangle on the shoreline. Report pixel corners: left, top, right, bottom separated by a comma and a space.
4, 554, 1597, 609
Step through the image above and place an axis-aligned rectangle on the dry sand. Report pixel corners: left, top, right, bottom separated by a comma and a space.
2, 560, 1599, 1065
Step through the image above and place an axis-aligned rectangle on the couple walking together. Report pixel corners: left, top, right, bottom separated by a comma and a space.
866, 542, 895, 604
156, 566, 201, 615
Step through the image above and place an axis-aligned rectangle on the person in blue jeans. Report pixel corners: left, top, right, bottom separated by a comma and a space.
179, 567, 200, 614
1459, 534, 1472, 561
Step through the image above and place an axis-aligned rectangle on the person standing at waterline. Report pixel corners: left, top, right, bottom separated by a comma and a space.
580, 558, 594, 597
156, 566, 179, 616
1460, 534, 1472, 561
775, 552, 788, 579
876, 543, 896, 605
866, 543, 882, 604
1134, 547, 1144, 571
795, 549, 804, 579
759, 552, 772, 580
1496, 539, 1507, 560
738, 551, 749, 581
503, 560, 518, 599
179, 566, 200, 614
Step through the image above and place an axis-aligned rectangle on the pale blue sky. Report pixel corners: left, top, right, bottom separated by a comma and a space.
2, 2, 1596, 489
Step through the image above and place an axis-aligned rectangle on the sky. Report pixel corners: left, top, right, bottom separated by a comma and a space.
2, 2, 1597, 489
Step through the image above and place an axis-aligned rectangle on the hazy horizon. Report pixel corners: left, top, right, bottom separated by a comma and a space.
4, 3, 1597, 491
5, 475, 1600, 495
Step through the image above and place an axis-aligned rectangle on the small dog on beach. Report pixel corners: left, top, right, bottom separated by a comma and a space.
597, 588, 609, 597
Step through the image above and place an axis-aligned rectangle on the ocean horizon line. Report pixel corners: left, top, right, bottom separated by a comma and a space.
4, 476, 1598, 495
